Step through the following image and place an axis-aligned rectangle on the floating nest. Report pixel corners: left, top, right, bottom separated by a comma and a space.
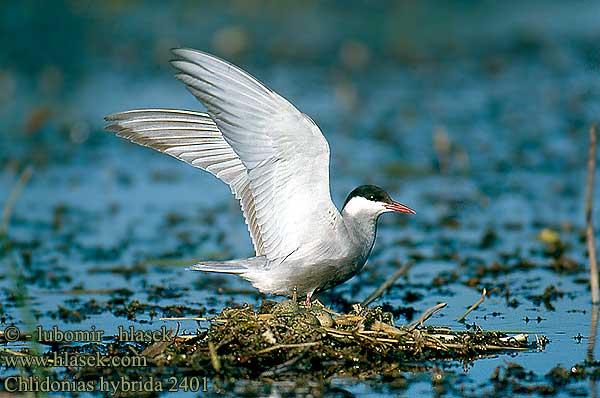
143, 300, 545, 380
2, 301, 547, 388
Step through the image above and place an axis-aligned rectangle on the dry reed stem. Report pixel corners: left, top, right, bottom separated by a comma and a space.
1, 165, 33, 236
586, 124, 598, 304
457, 288, 488, 322
362, 260, 414, 307
408, 302, 447, 331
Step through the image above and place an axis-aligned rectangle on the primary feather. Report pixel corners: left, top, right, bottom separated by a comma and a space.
169, 49, 339, 263
105, 109, 264, 253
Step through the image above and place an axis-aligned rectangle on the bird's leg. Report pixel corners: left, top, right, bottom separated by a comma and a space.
305, 291, 313, 308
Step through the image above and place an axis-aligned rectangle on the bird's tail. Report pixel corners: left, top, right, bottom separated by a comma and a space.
188, 256, 266, 275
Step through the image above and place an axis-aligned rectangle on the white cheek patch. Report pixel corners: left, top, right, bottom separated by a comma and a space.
343, 196, 386, 216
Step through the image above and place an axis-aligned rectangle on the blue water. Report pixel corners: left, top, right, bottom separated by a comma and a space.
2, 1, 600, 396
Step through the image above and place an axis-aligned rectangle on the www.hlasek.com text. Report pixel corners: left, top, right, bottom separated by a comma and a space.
1, 351, 147, 368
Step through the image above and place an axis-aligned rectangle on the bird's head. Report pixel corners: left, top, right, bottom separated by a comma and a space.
342, 185, 416, 218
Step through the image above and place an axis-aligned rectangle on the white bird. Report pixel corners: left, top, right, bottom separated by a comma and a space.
105, 48, 415, 306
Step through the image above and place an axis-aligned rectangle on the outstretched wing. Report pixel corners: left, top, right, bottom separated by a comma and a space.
170, 49, 339, 262
105, 109, 264, 253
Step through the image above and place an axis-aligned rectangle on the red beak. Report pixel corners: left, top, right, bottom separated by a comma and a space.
384, 200, 416, 214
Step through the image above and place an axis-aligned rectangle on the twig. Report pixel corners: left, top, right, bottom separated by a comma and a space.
260, 352, 306, 377
208, 341, 221, 372
1, 165, 33, 237
159, 316, 228, 326
160, 316, 211, 321
362, 260, 414, 307
255, 342, 320, 355
408, 302, 447, 331
586, 124, 598, 304
0, 346, 30, 357
457, 288, 487, 322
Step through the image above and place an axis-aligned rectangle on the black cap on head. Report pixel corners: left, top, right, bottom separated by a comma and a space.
343, 185, 392, 208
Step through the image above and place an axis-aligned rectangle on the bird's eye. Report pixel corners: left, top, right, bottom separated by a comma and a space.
369, 195, 374, 200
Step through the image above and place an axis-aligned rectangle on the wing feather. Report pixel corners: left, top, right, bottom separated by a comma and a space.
105, 109, 265, 253
171, 47, 340, 263
107, 49, 341, 263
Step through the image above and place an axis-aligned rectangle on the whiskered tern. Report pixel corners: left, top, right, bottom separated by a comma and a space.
105, 49, 415, 306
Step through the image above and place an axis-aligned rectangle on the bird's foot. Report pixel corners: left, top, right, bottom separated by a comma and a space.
304, 290, 314, 308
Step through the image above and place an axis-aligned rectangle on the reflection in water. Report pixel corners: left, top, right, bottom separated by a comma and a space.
589, 304, 598, 398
